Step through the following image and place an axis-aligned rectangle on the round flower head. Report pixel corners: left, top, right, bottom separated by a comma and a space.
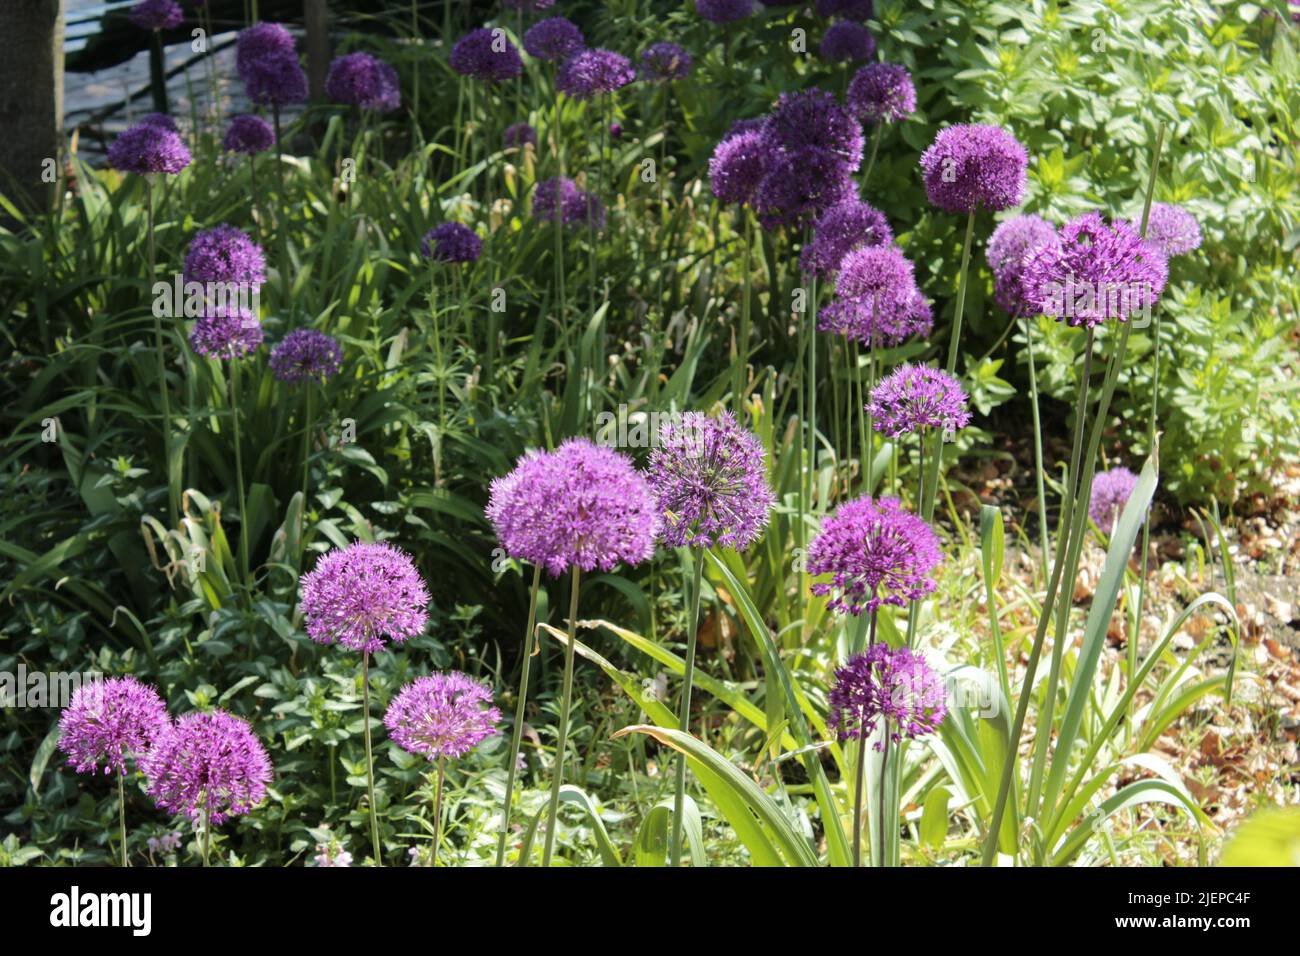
867, 363, 972, 438
647, 410, 776, 551
58, 677, 169, 776
556, 48, 635, 100
299, 541, 431, 653
986, 214, 1059, 316
807, 495, 943, 614
421, 222, 483, 264
236, 22, 297, 78
819, 244, 921, 344
828, 643, 947, 745
383, 672, 502, 761
107, 123, 192, 175
190, 308, 264, 360
532, 176, 604, 230
640, 42, 693, 82
755, 147, 855, 230
816, 0, 874, 19
503, 122, 537, 148
709, 130, 768, 207
325, 52, 401, 112
763, 89, 864, 168
485, 437, 660, 577
1023, 211, 1168, 327
450, 28, 524, 83
800, 199, 893, 277
848, 62, 916, 124
243, 53, 309, 106
183, 224, 267, 287
523, 17, 585, 62
920, 124, 1028, 215
223, 114, 276, 154
695, 0, 754, 22
1089, 466, 1140, 535
820, 22, 876, 63
269, 328, 343, 384
142, 709, 272, 825
138, 112, 178, 131
1141, 202, 1202, 258
129, 0, 183, 30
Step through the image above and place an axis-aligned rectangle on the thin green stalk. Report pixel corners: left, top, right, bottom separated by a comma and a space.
496, 564, 543, 866
201, 804, 211, 867
862, 124, 883, 188
852, 602, 879, 867
808, 270, 819, 515
944, 211, 977, 377
877, 724, 892, 868
145, 178, 178, 527
1024, 317, 1050, 581
230, 362, 250, 588
541, 567, 582, 866
299, 382, 314, 560
734, 210, 752, 413
671, 549, 706, 867
362, 651, 383, 866
431, 756, 446, 867
118, 773, 129, 867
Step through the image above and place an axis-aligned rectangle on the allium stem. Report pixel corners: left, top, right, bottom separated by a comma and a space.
298, 382, 314, 562
231, 362, 251, 588
496, 563, 543, 867
201, 804, 210, 867
862, 124, 883, 189
362, 651, 383, 866
118, 772, 129, 867
431, 757, 446, 867
1024, 317, 1050, 581
145, 178, 179, 528
877, 722, 891, 868
807, 268, 819, 515
852, 603, 879, 867
734, 210, 752, 414
944, 211, 976, 377
542, 566, 582, 866
671, 548, 706, 867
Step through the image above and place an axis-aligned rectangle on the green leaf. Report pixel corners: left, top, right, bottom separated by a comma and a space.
635, 796, 706, 867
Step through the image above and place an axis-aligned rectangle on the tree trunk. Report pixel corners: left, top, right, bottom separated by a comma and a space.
0, 0, 65, 218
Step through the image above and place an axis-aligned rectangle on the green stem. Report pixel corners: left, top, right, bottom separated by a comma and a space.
862, 124, 883, 188
146, 179, 178, 527
362, 651, 382, 866
496, 564, 543, 866
541, 567, 582, 866
431, 757, 446, 867
231, 362, 250, 588
201, 804, 210, 867
877, 724, 892, 868
671, 549, 706, 867
1024, 317, 1051, 581
852, 730, 868, 868
118, 773, 129, 868
734, 210, 752, 413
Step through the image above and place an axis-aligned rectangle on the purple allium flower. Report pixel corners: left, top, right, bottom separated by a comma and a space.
299, 541, 431, 653
920, 124, 1028, 215
640, 42, 693, 82
828, 643, 947, 745
532, 176, 604, 230
609, 121, 622, 139
867, 363, 972, 438
269, 328, 343, 384
138, 112, 178, 131
189, 308, 264, 360
556, 48, 635, 100
807, 495, 943, 614
695, 0, 754, 22
1141, 202, 1202, 258
450, 28, 524, 83
815, 0, 874, 19
820, 22, 876, 63
383, 672, 502, 761
1022, 211, 1168, 328
819, 244, 922, 345
754, 147, 855, 230
129, 0, 183, 30
503, 122, 537, 148
485, 437, 660, 577
107, 123, 192, 175
235, 22, 297, 77
58, 677, 169, 777
708, 130, 768, 206
223, 114, 276, 154
421, 222, 483, 264
325, 52, 401, 112
142, 709, 272, 825
236, 24, 308, 106
847, 62, 916, 124
183, 224, 267, 287
800, 199, 893, 277
1089, 466, 1140, 535
763, 88, 864, 167
647, 410, 776, 551
523, 17, 585, 62
986, 214, 1059, 316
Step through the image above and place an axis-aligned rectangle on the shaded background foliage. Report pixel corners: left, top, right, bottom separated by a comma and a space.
0, 0, 1297, 864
